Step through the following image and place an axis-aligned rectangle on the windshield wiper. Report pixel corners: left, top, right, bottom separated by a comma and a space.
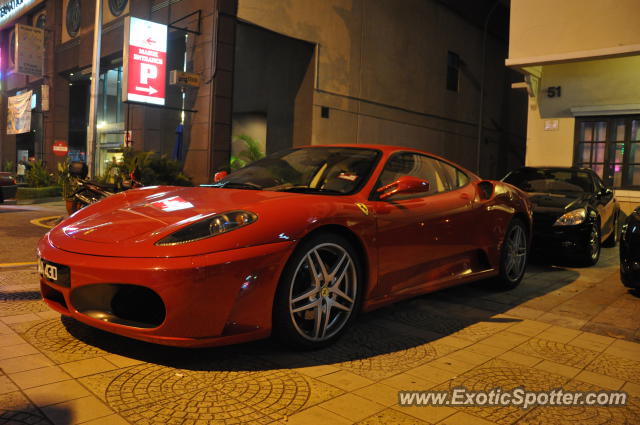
210, 182, 263, 190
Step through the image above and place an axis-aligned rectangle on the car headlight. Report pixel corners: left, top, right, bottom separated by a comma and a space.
553, 208, 586, 226
156, 210, 257, 245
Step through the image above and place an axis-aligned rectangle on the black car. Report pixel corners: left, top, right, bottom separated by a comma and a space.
620, 207, 640, 288
0, 171, 17, 203
503, 167, 619, 266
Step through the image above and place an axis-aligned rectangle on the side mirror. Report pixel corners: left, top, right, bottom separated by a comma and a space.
377, 176, 430, 200
600, 187, 614, 198
69, 161, 88, 179
477, 180, 495, 200
213, 171, 228, 183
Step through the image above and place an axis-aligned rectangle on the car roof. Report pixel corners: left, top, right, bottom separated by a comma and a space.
296, 144, 476, 174
511, 166, 593, 173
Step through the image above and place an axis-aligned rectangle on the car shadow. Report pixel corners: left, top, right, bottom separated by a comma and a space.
0, 290, 42, 301
60, 260, 584, 374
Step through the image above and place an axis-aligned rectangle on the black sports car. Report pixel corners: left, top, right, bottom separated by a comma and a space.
503, 167, 619, 266
621, 207, 640, 288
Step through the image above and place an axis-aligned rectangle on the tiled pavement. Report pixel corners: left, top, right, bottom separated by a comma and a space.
1, 248, 640, 424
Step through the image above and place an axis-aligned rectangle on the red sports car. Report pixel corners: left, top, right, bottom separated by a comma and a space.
38, 145, 532, 349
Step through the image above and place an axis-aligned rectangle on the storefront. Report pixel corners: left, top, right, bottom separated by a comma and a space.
0, 0, 219, 184
507, 0, 640, 213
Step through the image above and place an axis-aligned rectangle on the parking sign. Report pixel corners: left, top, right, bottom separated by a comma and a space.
123, 17, 168, 106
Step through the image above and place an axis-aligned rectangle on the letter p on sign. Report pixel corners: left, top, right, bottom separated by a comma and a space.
140, 63, 157, 84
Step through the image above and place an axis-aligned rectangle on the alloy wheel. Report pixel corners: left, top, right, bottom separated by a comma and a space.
504, 224, 527, 282
589, 224, 600, 261
288, 243, 357, 341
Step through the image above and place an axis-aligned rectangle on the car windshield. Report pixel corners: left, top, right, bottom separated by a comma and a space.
504, 168, 594, 194
214, 147, 380, 195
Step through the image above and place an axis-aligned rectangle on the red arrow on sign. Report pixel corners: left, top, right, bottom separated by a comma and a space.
145, 37, 156, 45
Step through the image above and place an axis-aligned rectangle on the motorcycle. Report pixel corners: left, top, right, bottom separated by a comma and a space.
67, 161, 143, 214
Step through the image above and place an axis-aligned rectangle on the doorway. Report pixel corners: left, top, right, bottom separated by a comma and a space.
232, 22, 315, 162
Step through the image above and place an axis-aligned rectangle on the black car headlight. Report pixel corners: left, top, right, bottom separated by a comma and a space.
156, 211, 257, 245
553, 208, 586, 226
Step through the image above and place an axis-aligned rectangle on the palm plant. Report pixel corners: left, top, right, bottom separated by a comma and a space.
230, 134, 265, 171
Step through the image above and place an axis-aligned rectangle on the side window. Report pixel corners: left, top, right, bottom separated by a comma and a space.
437, 161, 469, 189
377, 152, 448, 199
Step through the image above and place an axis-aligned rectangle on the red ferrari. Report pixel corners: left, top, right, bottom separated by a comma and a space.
38, 145, 532, 349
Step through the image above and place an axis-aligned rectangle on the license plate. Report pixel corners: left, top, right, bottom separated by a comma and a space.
38, 258, 70, 287
38, 258, 58, 281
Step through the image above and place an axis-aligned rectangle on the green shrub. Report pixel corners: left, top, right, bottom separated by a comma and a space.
17, 186, 61, 199
25, 160, 53, 188
56, 158, 77, 200
2, 160, 14, 172
117, 149, 193, 186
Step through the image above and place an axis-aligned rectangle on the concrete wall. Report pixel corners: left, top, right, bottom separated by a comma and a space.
525, 96, 575, 167
237, 0, 526, 178
509, 0, 640, 62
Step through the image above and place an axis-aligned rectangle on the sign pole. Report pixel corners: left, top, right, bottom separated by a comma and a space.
86, 0, 103, 177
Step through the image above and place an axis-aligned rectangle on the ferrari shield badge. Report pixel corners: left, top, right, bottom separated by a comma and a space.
355, 203, 369, 216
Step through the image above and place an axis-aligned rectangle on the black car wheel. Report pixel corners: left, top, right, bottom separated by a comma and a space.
580, 222, 601, 266
602, 213, 618, 248
273, 233, 361, 350
492, 218, 528, 290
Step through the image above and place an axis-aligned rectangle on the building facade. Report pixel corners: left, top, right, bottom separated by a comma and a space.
507, 0, 640, 213
0, 0, 525, 184
0, 0, 219, 182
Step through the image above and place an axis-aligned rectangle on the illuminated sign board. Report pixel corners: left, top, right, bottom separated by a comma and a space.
122, 17, 167, 106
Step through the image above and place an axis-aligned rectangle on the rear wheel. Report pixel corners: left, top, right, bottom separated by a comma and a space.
273, 233, 361, 350
492, 218, 528, 290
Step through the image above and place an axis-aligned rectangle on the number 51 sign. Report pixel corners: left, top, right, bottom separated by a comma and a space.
123, 17, 168, 105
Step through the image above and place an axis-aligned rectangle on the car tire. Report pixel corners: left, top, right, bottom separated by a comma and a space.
602, 213, 618, 248
273, 233, 362, 350
579, 222, 601, 266
492, 218, 528, 290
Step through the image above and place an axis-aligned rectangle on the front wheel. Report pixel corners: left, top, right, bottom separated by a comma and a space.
273, 233, 361, 350
578, 222, 601, 266
492, 218, 528, 290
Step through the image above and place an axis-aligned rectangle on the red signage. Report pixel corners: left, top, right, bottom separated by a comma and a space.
123, 17, 167, 106
52, 140, 68, 156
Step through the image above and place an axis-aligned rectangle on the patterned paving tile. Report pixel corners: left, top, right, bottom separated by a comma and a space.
10, 318, 109, 363
513, 338, 599, 368
434, 359, 568, 425
586, 353, 640, 385
80, 362, 339, 425
0, 391, 52, 425
518, 380, 640, 425
389, 308, 504, 342
305, 324, 458, 380
0, 290, 49, 317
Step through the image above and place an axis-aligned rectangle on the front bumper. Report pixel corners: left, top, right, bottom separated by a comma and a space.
531, 221, 593, 257
37, 235, 295, 347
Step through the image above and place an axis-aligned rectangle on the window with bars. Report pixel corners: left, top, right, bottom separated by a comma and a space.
574, 116, 640, 189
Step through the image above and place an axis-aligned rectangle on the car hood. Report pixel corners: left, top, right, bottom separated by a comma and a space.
527, 191, 591, 216
46, 185, 368, 258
